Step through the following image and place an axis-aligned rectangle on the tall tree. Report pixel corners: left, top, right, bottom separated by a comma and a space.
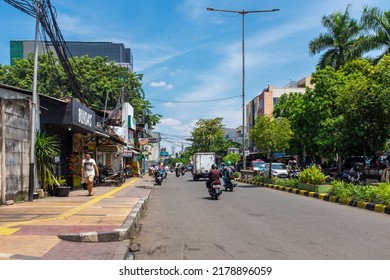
249, 116, 293, 177
189, 118, 237, 156
0, 53, 161, 129
309, 5, 363, 69
360, 6, 390, 63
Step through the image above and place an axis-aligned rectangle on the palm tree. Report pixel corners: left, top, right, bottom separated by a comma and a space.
309, 5, 363, 69
360, 6, 390, 64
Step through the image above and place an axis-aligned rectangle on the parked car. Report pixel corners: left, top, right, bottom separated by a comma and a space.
186, 164, 193, 171
264, 163, 288, 178
250, 160, 265, 172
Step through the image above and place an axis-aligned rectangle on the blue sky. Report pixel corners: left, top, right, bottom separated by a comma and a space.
1, 0, 390, 152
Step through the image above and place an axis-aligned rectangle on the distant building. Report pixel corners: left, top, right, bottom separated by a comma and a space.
247, 76, 313, 131
246, 76, 313, 156
10, 40, 133, 71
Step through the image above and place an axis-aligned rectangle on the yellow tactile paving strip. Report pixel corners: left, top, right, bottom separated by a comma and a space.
0, 178, 138, 235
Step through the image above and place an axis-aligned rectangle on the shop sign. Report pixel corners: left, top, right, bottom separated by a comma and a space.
97, 145, 119, 152
70, 99, 95, 132
139, 138, 149, 145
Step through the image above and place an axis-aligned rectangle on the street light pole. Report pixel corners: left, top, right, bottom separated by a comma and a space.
206, 7, 279, 170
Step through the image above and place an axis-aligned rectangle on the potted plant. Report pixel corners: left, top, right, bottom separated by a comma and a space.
50, 176, 70, 197
35, 131, 60, 194
298, 165, 330, 193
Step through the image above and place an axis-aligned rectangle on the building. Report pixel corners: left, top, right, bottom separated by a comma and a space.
246, 76, 313, 158
10, 40, 133, 71
247, 76, 312, 131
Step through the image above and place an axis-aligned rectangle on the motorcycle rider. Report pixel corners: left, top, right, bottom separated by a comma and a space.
222, 161, 235, 186
288, 160, 300, 178
206, 164, 222, 188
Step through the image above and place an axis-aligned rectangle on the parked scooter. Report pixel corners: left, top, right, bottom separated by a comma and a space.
330, 168, 366, 185
96, 164, 125, 186
123, 165, 132, 178
224, 175, 237, 191
208, 179, 222, 200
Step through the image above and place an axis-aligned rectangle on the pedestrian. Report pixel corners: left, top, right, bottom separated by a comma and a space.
81, 152, 99, 196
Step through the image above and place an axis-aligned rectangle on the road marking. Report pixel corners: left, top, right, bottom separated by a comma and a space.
0, 178, 138, 235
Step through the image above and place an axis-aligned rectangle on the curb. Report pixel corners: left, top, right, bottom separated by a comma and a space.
236, 179, 390, 215
57, 181, 153, 243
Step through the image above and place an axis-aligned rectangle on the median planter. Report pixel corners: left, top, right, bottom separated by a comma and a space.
298, 182, 331, 193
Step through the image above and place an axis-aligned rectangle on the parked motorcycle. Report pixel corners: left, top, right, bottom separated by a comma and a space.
208, 179, 222, 200
224, 175, 237, 191
95, 165, 125, 186
330, 169, 366, 185
123, 165, 132, 178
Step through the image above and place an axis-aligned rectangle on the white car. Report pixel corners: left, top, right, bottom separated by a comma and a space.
264, 163, 289, 178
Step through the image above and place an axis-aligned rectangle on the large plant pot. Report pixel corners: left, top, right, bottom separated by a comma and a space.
56, 186, 71, 197
298, 182, 331, 193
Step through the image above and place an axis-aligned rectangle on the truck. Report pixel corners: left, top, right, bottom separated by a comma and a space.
192, 152, 216, 181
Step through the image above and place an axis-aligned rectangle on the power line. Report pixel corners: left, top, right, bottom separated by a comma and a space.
148, 95, 241, 103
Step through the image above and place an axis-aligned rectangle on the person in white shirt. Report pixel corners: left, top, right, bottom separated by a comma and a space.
81, 152, 99, 196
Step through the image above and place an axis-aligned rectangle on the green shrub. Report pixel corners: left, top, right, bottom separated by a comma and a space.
374, 183, 390, 205
329, 181, 390, 206
329, 181, 355, 200
299, 165, 327, 185
234, 172, 240, 178
253, 175, 265, 183
274, 178, 299, 188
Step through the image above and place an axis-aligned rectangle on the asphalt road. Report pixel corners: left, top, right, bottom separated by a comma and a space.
133, 172, 390, 260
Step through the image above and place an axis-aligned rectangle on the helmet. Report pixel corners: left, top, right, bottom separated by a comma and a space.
292, 160, 297, 165
227, 161, 232, 166
211, 164, 217, 169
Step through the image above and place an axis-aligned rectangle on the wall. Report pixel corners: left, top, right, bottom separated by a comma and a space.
0, 98, 30, 203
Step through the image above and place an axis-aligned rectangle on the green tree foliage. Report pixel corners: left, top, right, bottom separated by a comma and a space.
309, 5, 363, 69
360, 6, 390, 63
274, 56, 390, 164
189, 118, 239, 156
249, 116, 293, 177
0, 53, 160, 129
223, 153, 241, 165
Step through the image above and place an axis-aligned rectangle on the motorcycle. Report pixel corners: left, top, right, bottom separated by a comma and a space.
330, 169, 366, 185
175, 168, 180, 177
181, 169, 186, 176
208, 179, 222, 200
123, 165, 132, 178
154, 170, 163, 185
160, 168, 167, 179
288, 169, 300, 179
224, 175, 237, 191
95, 165, 125, 186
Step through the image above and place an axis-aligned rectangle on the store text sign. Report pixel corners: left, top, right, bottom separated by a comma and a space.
78, 108, 93, 128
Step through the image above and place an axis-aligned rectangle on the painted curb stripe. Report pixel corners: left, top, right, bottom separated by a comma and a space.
236, 178, 390, 215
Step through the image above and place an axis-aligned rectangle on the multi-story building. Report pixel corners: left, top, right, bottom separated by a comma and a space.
10, 40, 133, 71
246, 75, 313, 156
247, 76, 312, 130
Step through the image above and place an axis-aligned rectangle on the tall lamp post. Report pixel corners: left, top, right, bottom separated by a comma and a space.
206, 7, 279, 169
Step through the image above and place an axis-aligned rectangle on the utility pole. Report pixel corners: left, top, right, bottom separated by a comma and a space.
28, 0, 40, 201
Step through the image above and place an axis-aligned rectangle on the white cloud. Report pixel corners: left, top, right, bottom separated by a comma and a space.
149, 81, 174, 90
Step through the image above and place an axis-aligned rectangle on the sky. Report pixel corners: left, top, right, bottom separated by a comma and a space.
1, 0, 390, 153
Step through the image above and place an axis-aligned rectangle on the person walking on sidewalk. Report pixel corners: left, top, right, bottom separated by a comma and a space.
81, 152, 99, 196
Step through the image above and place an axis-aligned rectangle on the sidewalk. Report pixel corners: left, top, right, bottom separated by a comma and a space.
0, 176, 154, 260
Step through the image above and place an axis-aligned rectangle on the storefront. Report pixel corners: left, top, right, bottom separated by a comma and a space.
40, 98, 96, 189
